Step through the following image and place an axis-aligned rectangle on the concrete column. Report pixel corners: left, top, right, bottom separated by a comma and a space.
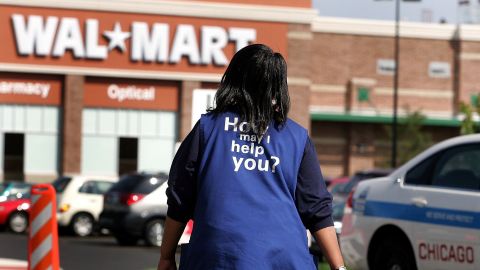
179, 81, 201, 141
61, 75, 84, 175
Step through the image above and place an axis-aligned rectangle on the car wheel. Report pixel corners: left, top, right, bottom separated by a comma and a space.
71, 213, 94, 237
144, 219, 165, 247
113, 231, 139, 246
8, 211, 28, 233
372, 238, 417, 270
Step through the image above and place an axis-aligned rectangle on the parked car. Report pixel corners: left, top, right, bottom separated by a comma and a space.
332, 169, 393, 201
329, 169, 393, 234
341, 134, 480, 270
99, 172, 169, 246
0, 182, 31, 233
52, 175, 118, 236
327, 176, 349, 192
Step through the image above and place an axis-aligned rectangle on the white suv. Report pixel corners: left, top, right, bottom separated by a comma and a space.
340, 134, 480, 270
53, 175, 118, 236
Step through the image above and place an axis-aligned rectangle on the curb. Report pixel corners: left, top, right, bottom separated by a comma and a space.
0, 258, 28, 270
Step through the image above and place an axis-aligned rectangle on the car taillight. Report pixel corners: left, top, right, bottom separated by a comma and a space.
121, 193, 145, 206
346, 189, 355, 208
59, 203, 70, 213
185, 220, 194, 235
344, 187, 356, 215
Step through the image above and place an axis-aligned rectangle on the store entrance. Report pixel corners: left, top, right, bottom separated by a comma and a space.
3, 133, 25, 181
118, 137, 138, 176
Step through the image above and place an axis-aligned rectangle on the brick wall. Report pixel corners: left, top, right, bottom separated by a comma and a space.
288, 24, 313, 130
310, 33, 456, 115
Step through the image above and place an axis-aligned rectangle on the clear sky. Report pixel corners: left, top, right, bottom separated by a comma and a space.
313, 0, 459, 24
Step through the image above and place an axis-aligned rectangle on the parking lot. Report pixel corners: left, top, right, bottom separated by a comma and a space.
0, 232, 171, 270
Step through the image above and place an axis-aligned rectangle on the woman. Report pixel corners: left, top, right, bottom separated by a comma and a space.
157, 44, 345, 270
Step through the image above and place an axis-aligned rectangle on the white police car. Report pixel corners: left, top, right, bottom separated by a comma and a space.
340, 134, 480, 270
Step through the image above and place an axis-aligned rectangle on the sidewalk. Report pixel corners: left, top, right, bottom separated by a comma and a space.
0, 258, 27, 270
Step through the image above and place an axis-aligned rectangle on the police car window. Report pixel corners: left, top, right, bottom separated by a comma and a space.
432, 144, 480, 191
404, 153, 440, 186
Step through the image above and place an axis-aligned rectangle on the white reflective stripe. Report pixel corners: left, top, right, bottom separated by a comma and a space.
31, 195, 40, 206
31, 202, 52, 238
30, 234, 52, 269
46, 265, 52, 270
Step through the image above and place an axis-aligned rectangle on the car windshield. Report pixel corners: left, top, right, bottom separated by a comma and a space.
52, 177, 72, 193
1, 183, 31, 201
109, 174, 167, 194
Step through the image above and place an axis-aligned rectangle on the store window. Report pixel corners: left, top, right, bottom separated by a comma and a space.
0, 105, 60, 180
81, 109, 176, 176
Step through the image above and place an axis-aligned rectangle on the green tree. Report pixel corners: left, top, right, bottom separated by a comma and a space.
460, 94, 480, 135
384, 109, 433, 166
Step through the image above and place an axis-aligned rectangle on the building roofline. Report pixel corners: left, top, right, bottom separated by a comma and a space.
312, 16, 480, 41
0, 0, 317, 24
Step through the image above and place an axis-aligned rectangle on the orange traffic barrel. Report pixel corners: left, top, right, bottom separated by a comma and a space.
28, 184, 60, 270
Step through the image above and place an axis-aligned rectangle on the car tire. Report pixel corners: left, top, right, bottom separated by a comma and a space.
372, 238, 417, 270
144, 219, 165, 247
113, 230, 139, 246
71, 213, 94, 237
8, 211, 28, 233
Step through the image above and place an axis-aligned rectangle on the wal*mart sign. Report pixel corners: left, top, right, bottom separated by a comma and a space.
11, 14, 255, 66
0, 7, 287, 74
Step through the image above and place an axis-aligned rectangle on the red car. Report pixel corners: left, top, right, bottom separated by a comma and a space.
0, 182, 31, 233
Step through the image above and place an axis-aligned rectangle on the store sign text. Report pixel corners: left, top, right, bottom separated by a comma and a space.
0, 81, 51, 98
11, 14, 256, 66
107, 84, 155, 102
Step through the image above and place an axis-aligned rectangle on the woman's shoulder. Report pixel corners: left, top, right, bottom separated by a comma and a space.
200, 111, 238, 121
284, 118, 308, 134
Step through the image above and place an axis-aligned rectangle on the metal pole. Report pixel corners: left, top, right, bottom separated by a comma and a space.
391, 0, 400, 168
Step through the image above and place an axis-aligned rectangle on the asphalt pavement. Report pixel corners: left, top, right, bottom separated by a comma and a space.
0, 232, 329, 270
0, 232, 172, 270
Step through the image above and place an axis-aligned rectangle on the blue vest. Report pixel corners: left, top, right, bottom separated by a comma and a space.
180, 112, 315, 270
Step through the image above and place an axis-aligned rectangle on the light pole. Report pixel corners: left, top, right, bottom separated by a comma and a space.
386, 0, 421, 168
391, 0, 400, 168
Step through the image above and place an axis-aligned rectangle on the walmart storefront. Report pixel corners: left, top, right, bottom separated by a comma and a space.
2, 0, 472, 182
0, 0, 313, 181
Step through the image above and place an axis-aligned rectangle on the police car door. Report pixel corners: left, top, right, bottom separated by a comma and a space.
403, 143, 480, 270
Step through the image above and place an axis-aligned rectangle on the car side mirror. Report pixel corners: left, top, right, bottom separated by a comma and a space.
394, 176, 403, 184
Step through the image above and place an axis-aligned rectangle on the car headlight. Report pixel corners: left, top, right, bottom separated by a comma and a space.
59, 203, 70, 213
17, 203, 30, 211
